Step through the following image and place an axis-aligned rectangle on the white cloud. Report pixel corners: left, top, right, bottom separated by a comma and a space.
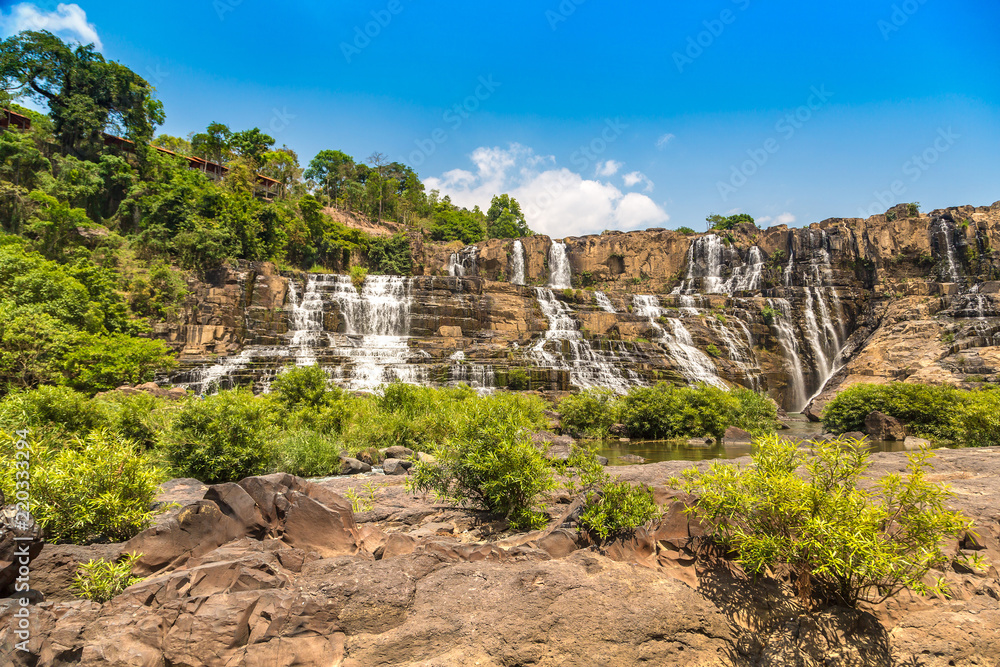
595, 160, 622, 177
656, 133, 675, 150
623, 171, 654, 192
425, 143, 669, 237
757, 212, 797, 226
0, 3, 102, 49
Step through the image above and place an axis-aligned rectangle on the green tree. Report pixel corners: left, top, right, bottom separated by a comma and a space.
190, 122, 232, 164
706, 212, 755, 231
229, 128, 275, 169
304, 149, 355, 203
487, 194, 530, 239
0, 31, 164, 158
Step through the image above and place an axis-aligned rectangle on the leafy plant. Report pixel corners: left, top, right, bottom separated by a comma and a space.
271, 363, 338, 409
163, 389, 278, 483
71, 553, 144, 602
558, 388, 621, 438
506, 368, 530, 391
760, 305, 779, 325
706, 343, 722, 358
820, 383, 963, 443
349, 265, 368, 289
579, 478, 659, 541
676, 435, 974, 607
407, 398, 555, 530
0, 429, 163, 543
674, 226, 696, 235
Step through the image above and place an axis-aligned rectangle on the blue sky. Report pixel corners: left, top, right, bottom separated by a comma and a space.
2, 1, 998, 237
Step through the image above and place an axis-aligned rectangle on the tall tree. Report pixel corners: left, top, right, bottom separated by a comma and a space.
304, 149, 354, 204
229, 128, 274, 169
367, 151, 389, 221
0, 31, 164, 158
190, 122, 232, 164
486, 194, 530, 239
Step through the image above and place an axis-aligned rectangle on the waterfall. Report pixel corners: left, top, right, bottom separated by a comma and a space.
449, 351, 495, 391
594, 292, 616, 313
548, 241, 572, 289
510, 240, 526, 285
800, 230, 846, 399
633, 295, 726, 388
325, 275, 423, 391
531, 288, 635, 392
710, 317, 762, 391
678, 234, 726, 294
767, 298, 807, 411
934, 219, 961, 283
724, 246, 765, 294
288, 275, 325, 366
447, 246, 478, 278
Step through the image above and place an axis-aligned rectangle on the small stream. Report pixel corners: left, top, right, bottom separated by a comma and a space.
597, 413, 911, 465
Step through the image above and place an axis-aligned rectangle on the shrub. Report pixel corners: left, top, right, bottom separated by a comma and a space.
408, 398, 555, 530
619, 383, 741, 441
273, 429, 342, 477
163, 389, 278, 483
706, 343, 722, 358
0, 429, 163, 543
675, 227, 695, 235
821, 383, 963, 443
349, 265, 368, 289
271, 363, 337, 409
506, 368, 530, 390
954, 390, 1000, 448
558, 388, 621, 438
96, 390, 173, 449
676, 434, 974, 607
0, 385, 107, 435
579, 480, 660, 541
62, 334, 177, 394
730, 387, 780, 437
71, 553, 143, 602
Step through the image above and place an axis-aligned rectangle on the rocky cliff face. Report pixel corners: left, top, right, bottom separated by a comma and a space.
159, 202, 1000, 411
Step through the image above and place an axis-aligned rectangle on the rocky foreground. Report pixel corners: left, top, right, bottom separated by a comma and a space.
2, 449, 999, 666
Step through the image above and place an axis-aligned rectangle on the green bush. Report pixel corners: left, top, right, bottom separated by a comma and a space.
408, 397, 555, 530
96, 391, 173, 449
162, 389, 278, 483
0, 429, 163, 543
558, 388, 621, 438
579, 480, 660, 541
954, 390, 1000, 447
271, 363, 338, 409
273, 429, 343, 477
676, 434, 973, 607
0, 385, 107, 435
71, 553, 144, 602
619, 383, 740, 441
349, 265, 368, 289
729, 387, 780, 437
821, 383, 963, 443
506, 368, 530, 390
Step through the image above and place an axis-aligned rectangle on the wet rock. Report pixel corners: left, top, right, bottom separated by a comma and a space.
864, 411, 908, 441
531, 431, 575, 460
340, 457, 372, 475
382, 458, 407, 476
0, 504, 43, 595
842, 431, 867, 441
722, 426, 753, 444
618, 454, 646, 464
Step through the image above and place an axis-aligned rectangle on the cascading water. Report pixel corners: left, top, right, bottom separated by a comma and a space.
800, 230, 847, 403
724, 246, 766, 294
594, 292, 616, 313
326, 275, 423, 391
633, 295, 726, 388
934, 219, 961, 283
548, 241, 572, 289
531, 288, 636, 392
767, 298, 807, 410
510, 240, 526, 286
448, 350, 495, 391
447, 246, 478, 278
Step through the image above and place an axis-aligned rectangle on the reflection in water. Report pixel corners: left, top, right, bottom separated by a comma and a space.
597, 414, 913, 465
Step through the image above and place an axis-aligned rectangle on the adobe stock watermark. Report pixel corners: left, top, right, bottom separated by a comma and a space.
341, 0, 407, 64
717, 85, 834, 202
404, 76, 501, 168
267, 107, 296, 136
11, 428, 32, 653
878, 0, 929, 40
546, 0, 586, 31
213, 0, 243, 21
673, 0, 751, 73
522, 118, 628, 220
857, 127, 959, 218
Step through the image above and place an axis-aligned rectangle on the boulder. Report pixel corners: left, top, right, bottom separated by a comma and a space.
340, 457, 372, 475
416, 452, 437, 464
904, 436, 932, 450
722, 426, 753, 445
618, 454, 646, 464
864, 411, 908, 441
384, 445, 414, 460
382, 458, 407, 476
530, 431, 575, 461
842, 431, 868, 441
609, 423, 628, 436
